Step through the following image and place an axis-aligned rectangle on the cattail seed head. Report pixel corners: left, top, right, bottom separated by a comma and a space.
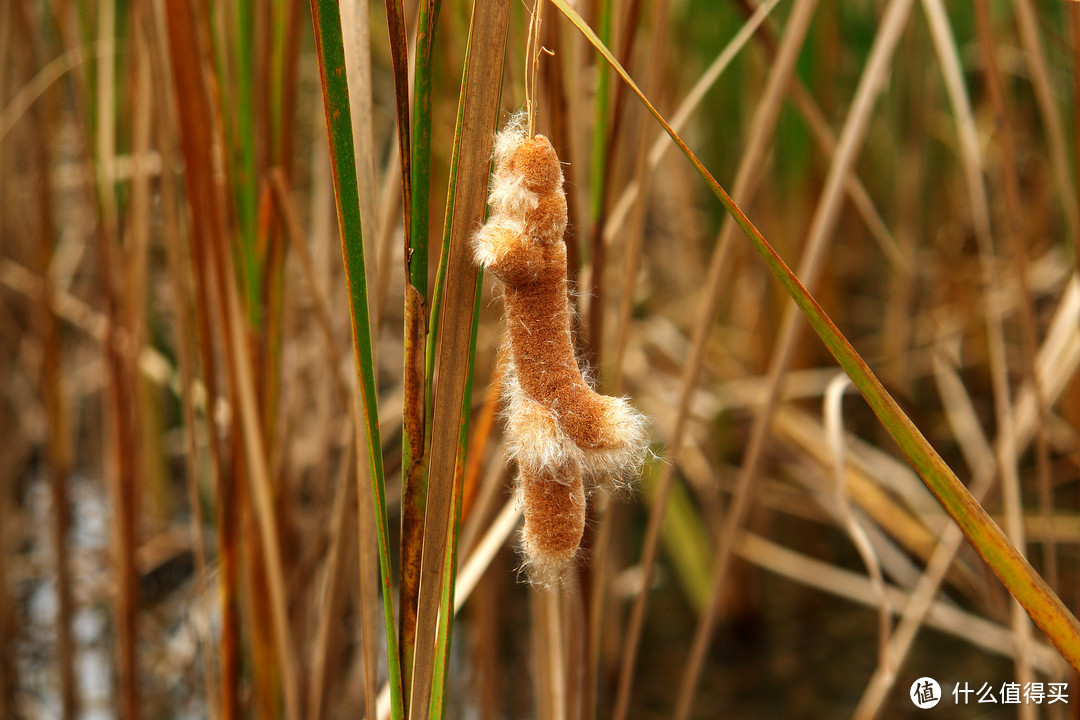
519, 462, 586, 586
524, 192, 567, 244
509, 135, 563, 195
474, 113, 650, 585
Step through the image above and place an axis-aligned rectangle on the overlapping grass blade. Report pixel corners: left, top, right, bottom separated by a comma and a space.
400, 0, 442, 704
407, 1, 511, 717
424, 28, 475, 720
308, 2, 404, 718
428, 269, 484, 720
549, 0, 1080, 671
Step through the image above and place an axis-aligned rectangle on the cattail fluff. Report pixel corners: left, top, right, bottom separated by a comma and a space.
473, 113, 648, 584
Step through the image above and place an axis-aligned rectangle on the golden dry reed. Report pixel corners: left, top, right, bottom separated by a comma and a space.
473, 112, 648, 584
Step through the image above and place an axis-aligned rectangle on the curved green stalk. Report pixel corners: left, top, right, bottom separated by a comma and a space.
308, 2, 404, 718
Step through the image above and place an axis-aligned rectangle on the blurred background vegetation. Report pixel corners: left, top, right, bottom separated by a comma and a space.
1, 0, 1079, 718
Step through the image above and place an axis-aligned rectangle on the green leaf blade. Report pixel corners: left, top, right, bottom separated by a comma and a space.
308, 2, 405, 717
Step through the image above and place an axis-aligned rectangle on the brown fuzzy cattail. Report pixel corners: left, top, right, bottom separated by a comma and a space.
473, 113, 648, 583
519, 463, 586, 583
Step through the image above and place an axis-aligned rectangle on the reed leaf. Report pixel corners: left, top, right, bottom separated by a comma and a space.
308, 2, 404, 717
424, 26, 475, 719
429, 269, 484, 720
400, 0, 442, 704
407, 1, 511, 717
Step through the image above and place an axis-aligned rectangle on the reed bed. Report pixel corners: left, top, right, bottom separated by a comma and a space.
2, 0, 1080, 718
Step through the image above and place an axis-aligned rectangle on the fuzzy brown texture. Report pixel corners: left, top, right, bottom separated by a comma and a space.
520, 462, 586, 576
481, 135, 619, 450
510, 136, 563, 195
474, 122, 649, 583
503, 268, 619, 449
525, 192, 568, 244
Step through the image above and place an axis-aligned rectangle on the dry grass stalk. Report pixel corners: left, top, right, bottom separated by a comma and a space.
851, 302, 1079, 717
824, 375, 893, 674
669, 0, 918, 716
16, 9, 78, 715
1012, 0, 1080, 251
921, 0, 1037, 706
84, 0, 143, 713
155, 77, 220, 720
737, 533, 1063, 675
610, 0, 670, 391
973, 0, 1058, 597
612, 0, 822, 714
270, 170, 359, 720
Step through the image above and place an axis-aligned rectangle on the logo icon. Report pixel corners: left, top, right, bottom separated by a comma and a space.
911, 677, 941, 709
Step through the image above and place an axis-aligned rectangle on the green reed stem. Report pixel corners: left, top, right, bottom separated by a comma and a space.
309, 2, 404, 717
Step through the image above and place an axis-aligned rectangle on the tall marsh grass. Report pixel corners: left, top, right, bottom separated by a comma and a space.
2, 0, 1080, 718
